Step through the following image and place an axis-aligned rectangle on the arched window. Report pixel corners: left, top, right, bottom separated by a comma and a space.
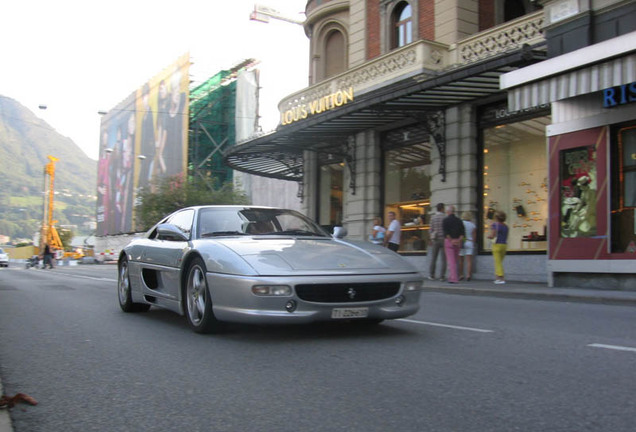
392, 2, 413, 49
324, 30, 345, 79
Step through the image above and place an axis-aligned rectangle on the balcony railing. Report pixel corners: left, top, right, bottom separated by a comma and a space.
279, 39, 449, 112
453, 10, 544, 64
278, 11, 545, 115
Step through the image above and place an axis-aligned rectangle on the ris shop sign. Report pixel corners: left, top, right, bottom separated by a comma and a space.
280, 87, 354, 126
603, 81, 636, 108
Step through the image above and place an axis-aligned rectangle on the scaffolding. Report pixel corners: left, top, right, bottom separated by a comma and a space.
188, 59, 258, 189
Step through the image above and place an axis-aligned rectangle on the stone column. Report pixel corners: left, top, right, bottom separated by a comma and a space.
342, 130, 382, 240
430, 104, 478, 214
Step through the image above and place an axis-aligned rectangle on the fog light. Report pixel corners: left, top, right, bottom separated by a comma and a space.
404, 281, 423, 291
285, 300, 297, 313
395, 295, 405, 307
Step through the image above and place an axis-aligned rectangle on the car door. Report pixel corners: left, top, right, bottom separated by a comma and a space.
139, 209, 194, 299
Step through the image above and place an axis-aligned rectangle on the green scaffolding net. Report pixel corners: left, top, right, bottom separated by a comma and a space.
188, 69, 237, 188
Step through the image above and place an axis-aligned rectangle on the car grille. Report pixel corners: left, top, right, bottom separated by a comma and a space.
295, 282, 400, 303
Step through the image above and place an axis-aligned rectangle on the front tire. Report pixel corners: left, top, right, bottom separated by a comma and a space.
118, 257, 150, 313
184, 257, 220, 334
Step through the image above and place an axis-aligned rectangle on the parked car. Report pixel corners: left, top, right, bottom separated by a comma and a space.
118, 206, 423, 333
0, 247, 8, 267
96, 250, 118, 263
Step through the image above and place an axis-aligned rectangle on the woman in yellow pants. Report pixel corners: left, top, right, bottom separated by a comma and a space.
488, 211, 509, 284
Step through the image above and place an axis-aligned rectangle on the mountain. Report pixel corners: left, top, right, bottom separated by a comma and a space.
0, 95, 97, 242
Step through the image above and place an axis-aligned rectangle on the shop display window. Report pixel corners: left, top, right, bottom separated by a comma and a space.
383, 141, 431, 253
610, 122, 636, 253
482, 116, 550, 251
559, 146, 597, 238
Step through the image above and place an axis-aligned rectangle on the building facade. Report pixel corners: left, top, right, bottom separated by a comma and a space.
502, 0, 636, 288
225, 0, 599, 283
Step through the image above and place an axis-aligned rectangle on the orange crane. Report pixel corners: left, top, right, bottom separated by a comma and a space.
40, 155, 63, 253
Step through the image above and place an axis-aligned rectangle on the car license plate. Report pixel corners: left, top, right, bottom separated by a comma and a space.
331, 307, 369, 319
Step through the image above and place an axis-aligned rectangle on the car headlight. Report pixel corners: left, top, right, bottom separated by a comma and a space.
404, 281, 423, 291
251, 285, 292, 296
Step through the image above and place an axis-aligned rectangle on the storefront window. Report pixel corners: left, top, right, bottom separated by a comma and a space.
619, 125, 636, 208
611, 122, 636, 253
383, 139, 431, 253
559, 146, 597, 237
318, 162, 343, 230
482, 115, 550, 251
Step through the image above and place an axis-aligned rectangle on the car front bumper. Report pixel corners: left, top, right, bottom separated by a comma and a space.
206, 272, 422, 324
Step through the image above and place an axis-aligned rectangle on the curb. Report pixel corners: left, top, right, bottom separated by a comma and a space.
0, 379, 14, 432
422, 280, 636, 306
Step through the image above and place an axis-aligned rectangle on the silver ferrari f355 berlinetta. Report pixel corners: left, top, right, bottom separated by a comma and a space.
117, 206, 423, 333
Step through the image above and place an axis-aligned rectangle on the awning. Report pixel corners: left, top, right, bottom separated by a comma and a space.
225, 45, 547, 181
506, 53, 636, 111
501, 31, 636, 111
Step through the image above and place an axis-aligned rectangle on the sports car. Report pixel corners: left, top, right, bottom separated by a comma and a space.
118, 206, 423, 333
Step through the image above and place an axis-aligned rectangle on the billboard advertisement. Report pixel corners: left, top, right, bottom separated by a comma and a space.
97, 54, 190, 235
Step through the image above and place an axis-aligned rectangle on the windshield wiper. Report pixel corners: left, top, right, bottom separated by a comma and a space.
200, 231, 247, 238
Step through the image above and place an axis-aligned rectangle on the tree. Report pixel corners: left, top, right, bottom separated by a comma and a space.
135, 174, 249, 231
57, 227, 74, 251
0, 220, 19, 238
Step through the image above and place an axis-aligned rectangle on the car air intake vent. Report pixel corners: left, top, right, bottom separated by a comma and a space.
295, 282, 400, 303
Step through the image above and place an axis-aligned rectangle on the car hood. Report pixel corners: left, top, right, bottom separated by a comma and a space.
213, 237, 416, 275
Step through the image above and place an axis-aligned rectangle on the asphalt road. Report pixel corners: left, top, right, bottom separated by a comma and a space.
1, 265, 635, 432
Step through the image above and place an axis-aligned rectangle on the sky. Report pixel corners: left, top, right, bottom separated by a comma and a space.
0, 0, 309, 160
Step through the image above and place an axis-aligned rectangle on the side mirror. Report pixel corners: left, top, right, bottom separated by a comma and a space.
157, 223, 189, 241
332, 226, 347, 239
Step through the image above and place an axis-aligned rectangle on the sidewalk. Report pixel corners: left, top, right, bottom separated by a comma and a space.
422, 278, 636, 306
0, 380, 12, 432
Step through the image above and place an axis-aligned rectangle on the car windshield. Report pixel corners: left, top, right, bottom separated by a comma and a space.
197, 208, 329, 239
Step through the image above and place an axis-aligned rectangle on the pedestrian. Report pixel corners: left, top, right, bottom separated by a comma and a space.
384, 211, 401, 252
369, 217, 386, 245
43, 244, 54, 269
442, 205, 465, 283
488, 210, 509, 284
458, 211, 476, 281
428, 203, 447, 281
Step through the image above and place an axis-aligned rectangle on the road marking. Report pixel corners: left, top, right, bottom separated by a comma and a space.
55, 272, 117, 282
20, 269, 117, 282
397, 319, 494, 333
588, 343, 636, 353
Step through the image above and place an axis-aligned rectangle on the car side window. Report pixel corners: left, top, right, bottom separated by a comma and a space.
166, 209, 194, 238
